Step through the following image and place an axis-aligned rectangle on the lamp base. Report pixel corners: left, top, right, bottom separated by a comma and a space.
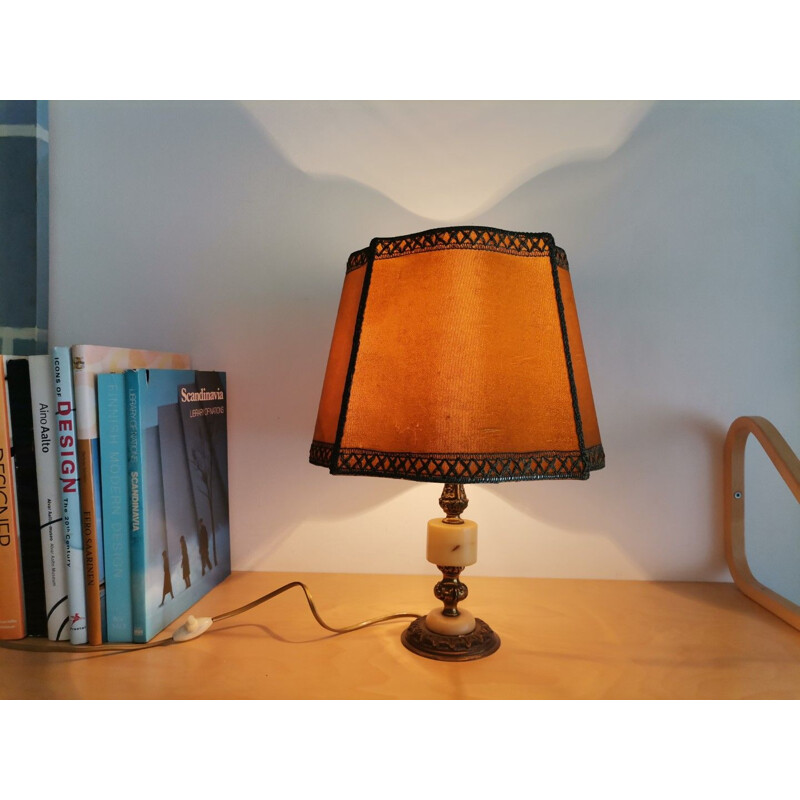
401, 616, 500, 661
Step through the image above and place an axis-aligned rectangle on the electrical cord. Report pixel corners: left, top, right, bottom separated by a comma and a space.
0, 580, 423, 654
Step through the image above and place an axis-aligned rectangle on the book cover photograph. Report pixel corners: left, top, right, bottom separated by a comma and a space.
128, 369, 229, 642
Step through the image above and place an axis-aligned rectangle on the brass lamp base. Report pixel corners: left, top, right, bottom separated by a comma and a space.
400, 483, 501, 661
401, 617, 500, 661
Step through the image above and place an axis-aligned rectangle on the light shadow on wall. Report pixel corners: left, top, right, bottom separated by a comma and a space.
473, 100, 800, 580
240, 100, 654, 221
50, 100, 800, 578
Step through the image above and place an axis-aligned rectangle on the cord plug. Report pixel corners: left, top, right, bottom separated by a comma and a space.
172, 615, 213, 642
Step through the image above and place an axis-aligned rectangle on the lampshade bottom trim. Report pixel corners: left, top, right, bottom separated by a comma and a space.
401, 616, 500, 661
310, 440, 604, 483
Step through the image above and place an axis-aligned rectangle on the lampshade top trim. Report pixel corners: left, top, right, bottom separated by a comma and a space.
346, 226, 569, 273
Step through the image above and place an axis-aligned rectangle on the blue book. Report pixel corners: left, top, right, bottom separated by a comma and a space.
51, 346, 87, 644
126, 368, 230, 643
97, 373, 132, 642
71, 344, 191, 644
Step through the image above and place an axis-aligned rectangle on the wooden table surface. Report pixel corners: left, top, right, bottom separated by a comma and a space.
2, 571, 800, 699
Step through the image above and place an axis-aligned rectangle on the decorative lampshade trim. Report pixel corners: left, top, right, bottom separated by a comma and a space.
346, 225, 569, 273
549, 244, 586, 458
310, 440, 604, 483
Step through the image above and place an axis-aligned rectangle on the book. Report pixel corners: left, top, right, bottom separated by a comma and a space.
97, 372, 132, 642
52, 346, 87, 644
71, 345, 191, 645
177, 373, 230, 570
27, 355, 70, 640
127, 369, 230, 643
4, 358, 47, 637
0, 358, 25, 640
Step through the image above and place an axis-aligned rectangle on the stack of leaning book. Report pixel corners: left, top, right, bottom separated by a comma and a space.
0, 345, 230, 645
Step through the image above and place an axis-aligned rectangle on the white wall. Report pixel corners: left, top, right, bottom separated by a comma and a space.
48, 100, 800, 583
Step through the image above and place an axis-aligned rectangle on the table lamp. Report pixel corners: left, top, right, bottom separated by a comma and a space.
309, 226, 604, 661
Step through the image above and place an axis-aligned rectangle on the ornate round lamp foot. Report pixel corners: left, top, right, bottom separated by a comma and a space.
401, 617, 500, 661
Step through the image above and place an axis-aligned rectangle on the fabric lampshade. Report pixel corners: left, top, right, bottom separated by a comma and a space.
310, 226, 604, 483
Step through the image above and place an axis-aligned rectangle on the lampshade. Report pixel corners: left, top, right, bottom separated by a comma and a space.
310, 225, 604, 482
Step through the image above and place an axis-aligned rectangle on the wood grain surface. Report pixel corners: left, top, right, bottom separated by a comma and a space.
2, 571, 800, 699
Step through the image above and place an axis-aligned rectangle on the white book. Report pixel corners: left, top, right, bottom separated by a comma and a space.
52, 347, 87, 644
28, 355, 70, 641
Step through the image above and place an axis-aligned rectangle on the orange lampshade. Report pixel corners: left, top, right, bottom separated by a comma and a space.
310, 226, 604, 483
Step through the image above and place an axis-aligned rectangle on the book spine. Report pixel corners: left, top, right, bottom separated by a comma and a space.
98, 373, 132, 642
29, 356, 71, 641
126, 369, 147, 643
0, 358, 26, 640
71, 346, 105, 645
52, 347, 88, 644
5, 358, 47, 637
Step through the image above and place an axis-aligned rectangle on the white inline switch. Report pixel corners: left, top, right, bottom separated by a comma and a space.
173, 614, 213, 642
